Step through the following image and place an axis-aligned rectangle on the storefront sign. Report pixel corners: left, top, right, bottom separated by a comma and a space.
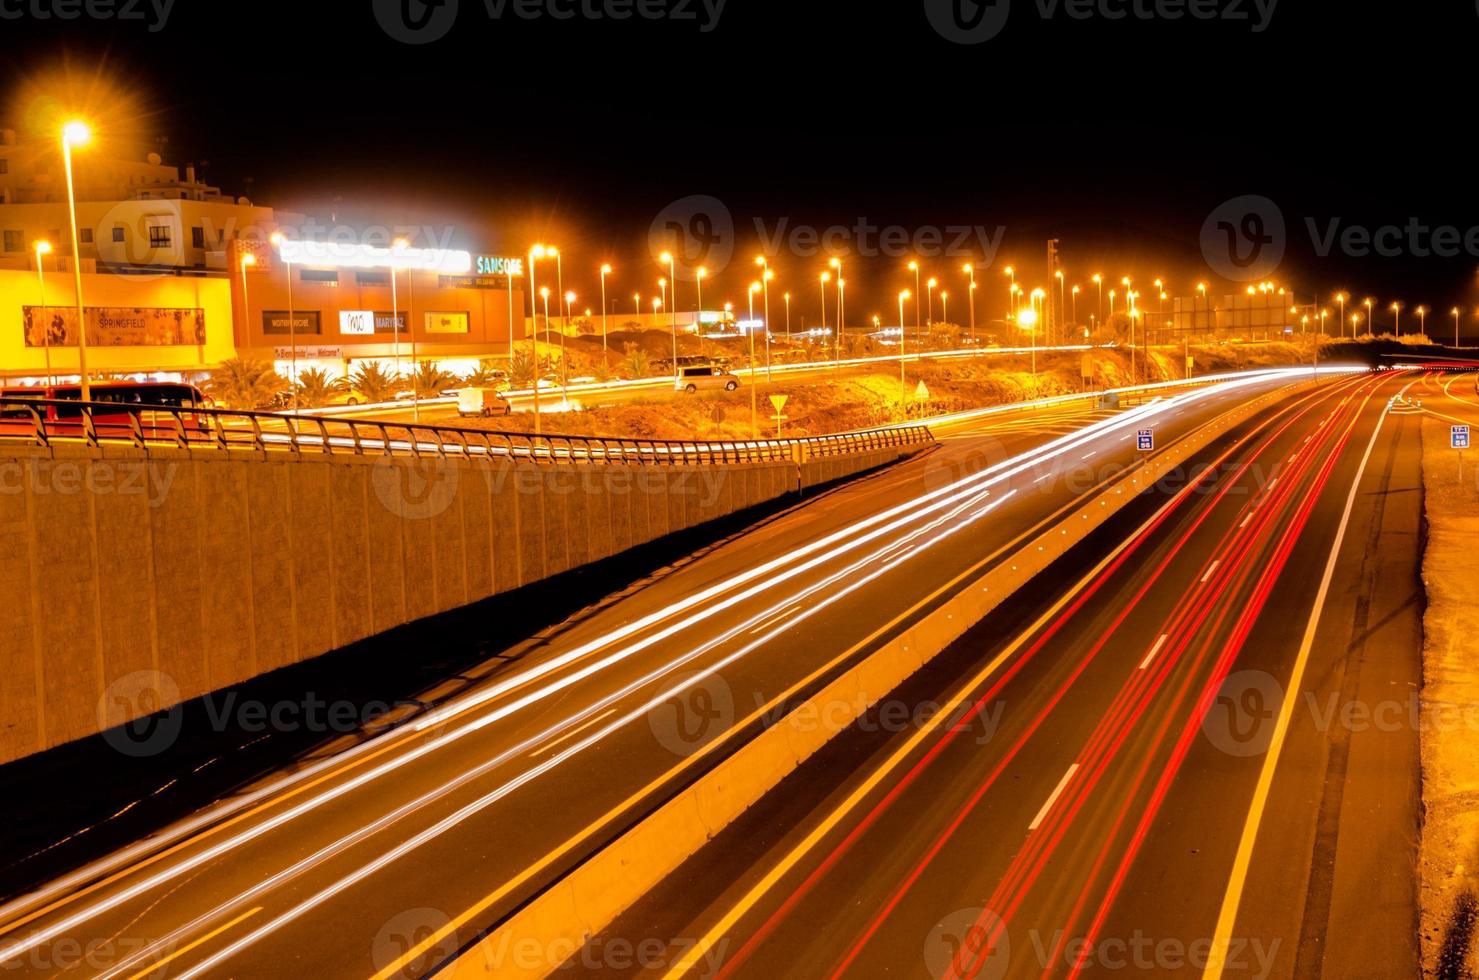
339, 310, 376, 335
424, 312, 470, 334
263, 310, 323, 336
475, 255, 524, 277
23, 306, 207, 348
273, 346, 343, 359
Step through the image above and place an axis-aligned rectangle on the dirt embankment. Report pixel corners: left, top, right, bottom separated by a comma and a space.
1418, 417, 1479, 978
462, 339, 1322, 442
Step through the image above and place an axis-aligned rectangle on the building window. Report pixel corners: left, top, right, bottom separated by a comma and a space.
355, 271, 389, 286
112, 225, 126, 243
299, 269, 339, 284
148, 225, 171, 248
0, 158, 8, 175
2, 230, 21, 253
79, 228, 94, 244
191, 226, 205, 249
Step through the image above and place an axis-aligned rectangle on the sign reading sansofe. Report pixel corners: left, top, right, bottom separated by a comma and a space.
1453, 425, 1471, 450
475, 255, 525, 277
1137, 428, 1155, 452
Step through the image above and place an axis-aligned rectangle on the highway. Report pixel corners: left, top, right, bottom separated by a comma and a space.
0, 369, 1357, 979
582, 369, 1423, 979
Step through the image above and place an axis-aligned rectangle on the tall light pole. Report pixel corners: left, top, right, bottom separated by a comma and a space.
1056, 270, 1068, 347
240, 253, 257, 374
541, 288, 554, 400
1363, 298, 1374, 339
1070, 284, 1080, 332
1092, 273, 1104, 327
552, 247, 565, 335
783, 290, 792, 336
561, 290, 575, 393
926, 277, 937, 327
963, 263, 977, 347
747, 282, 761, 437
1334, 292, 1347, 340
897, 290, 910, 397
1032, 288, 1045, 376
909, 261, 922, 343
696, 266, 707, 359
633, 292, 641, 318
33, 240, 54, 386
819, 271, 831, 346
940, 290, 949, 332
1019, 304, 1039, 376
1417, 305, 1428, 336
61, 120, 92, 400
829, 257, 844, 353
528, 243, 553, 435
755, 257, 773, 380
600, 263, 612, 357
388, 246, 403, 389
270, 232, 297, 411
1453, 307, 1463, 348
660, 251, 678, 368
393, 237, 421, 422
659, 276, 673, 369
1392, 301, 1403, 336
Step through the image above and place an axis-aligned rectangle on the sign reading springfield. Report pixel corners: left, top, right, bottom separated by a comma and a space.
23, 306, 208, 348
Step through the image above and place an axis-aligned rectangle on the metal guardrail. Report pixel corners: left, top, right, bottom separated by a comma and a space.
0, 397, 935, 467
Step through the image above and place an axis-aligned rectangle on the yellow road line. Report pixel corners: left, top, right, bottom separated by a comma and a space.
123, 906, 261, 980
1202, 381, 1394, 977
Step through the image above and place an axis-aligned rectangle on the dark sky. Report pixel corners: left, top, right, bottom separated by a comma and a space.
6, 0, 1479, 334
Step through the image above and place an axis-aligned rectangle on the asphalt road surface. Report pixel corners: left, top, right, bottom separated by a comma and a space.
0, 369, 1353, 979
580, 370, 1423, 979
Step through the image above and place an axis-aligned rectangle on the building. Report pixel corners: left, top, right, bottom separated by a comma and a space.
229, 240, 527, 382
0, 127, 288, 277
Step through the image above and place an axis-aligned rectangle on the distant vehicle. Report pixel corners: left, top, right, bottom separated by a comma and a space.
658, 355, 715, 374
674, 366, 740, 393
457, 387, 512, 418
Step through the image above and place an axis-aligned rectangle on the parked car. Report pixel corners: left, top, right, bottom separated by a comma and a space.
457, 388, 512, 418
674, 366, 740, 393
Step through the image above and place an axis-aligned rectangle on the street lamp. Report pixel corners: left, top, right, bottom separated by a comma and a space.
33, 240, 54, 386
561, 290, 575, 391
784, 290, 792, 337
1019, 305, 1039, 376
820, 271, 831, 343
963, 263, 977, 347
1334, 292, 1347, 340
240, 253, 257, 367
908, 260, 922, 339
528, 244, 555, 434
1453, 307, 1463, 348
1417, 305, 1428, 336
747, 282, 761, 436
829, 257, 844, 353
755, 257, 774, 380
61, 120, 92, 399
391, 236, 422, 421
1363, 298, 1374, 338
1092, 273, 1103, 326
940, 290, 949, 331
600, 263, 612, 356
1391, 301, 1403, 336
1071, 284, 1080, 332
270, 232, 298, 411
926, 277, 938, 327
696, 266, 707, 358
897, 290, 911, 396
660, 251, 678, 368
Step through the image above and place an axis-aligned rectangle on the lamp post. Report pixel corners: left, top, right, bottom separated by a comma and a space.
1453, 307, 1463, 348
600, 264, 612, 357
940, 290, 948, 333
1417, 305, 1428, 336
829, 256, 844, 354
1334, 292, 1347, 340
528, 244, 556, 435
1005, 265, 1016, 321
1019, 305, 1039, 376
33, 241, 53, 386
660, 251, 678, 369
633, 292, 641, 317
659, 276, 673, 370
926, 277, 937, 327
909, 261, 922, 343
61, 121, 91, 399
1363, 298, 1374, 339
552, 247, 565, 335
963, 263, 977, 347
784, 290, 792, 337
1056, 270, 1068, 346
754, 257, 774, 381
270, 232, 297, 411
388, 247, 403, 393
1031, 288, 1046, 376
696, 266, 707, 359
393, 237, 421, 422
1092, 273, 1103, 327
240, 253, 257, 371
1392, 301, 1403, 336
819, 271, 830, 348
1070, 284, 1080, 332
897, 290, 910, 397
562, 290, 575, 393
747, 282, 761, 437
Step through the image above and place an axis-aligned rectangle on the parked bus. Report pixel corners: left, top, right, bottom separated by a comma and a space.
0, 381, 209, 439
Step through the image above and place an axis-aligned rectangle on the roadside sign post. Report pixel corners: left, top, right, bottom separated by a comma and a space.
1137, 428, 1155, 452
1454, 425, 1470, 482
769, 394, 789, 438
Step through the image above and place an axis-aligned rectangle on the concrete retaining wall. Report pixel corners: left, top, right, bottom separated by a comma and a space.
0, 442, 921, 765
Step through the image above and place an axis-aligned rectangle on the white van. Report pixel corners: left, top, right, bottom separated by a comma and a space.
457, 388, 511, 417
674, 366, 740, 393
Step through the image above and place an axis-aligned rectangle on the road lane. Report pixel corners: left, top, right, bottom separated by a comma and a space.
567, 371, 1415, 980
0, 370, 1345, 979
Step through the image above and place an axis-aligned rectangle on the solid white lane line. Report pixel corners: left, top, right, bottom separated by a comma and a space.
1200, 559, 1221, 584
1238, 514, 1252, 530
1029, 765, 1081, 831
529, 709, 616, 759
1139, 635, 1170, 671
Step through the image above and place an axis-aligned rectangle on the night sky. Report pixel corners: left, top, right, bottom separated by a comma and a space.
5, 0, 1478, 333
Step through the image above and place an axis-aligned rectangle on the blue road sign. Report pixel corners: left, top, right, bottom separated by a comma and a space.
1137, 428, 1155, 452
1454, 425, 1471, 450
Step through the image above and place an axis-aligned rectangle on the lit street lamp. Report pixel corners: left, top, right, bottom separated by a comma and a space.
660, 251, 678, 368
963, 262, 977, 347
1363, 298, 1374, 339
33, 240, 53, 386
600, 263, 612, 356
61, 120, 91, 399
909, 261, 922, 340
1416, 305, 1428, 336
562, 290, 575, 391
747, 282, 761, 436
897, 289, 911, 396
1391, 301, 1403, 336
1453, 307, 1463, 348
1092, 273, 1103, 326
927, 277, 937, 327
240, 253, 257, 368
528, 243, 555, 435
696, 266, 707, 358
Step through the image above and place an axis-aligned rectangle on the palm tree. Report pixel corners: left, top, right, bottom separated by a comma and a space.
294, 368, 348, 408
205, 357, 288, 410
410, 362, 458, 398
508, 344, 545, 388
460, 360, 505, 388
620, 343, 652, 380
348, 361, 404, 404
